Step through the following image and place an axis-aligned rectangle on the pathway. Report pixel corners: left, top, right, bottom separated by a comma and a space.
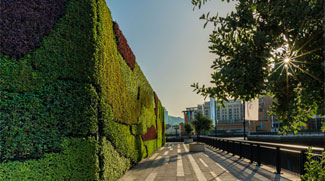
119, 142, 299, 181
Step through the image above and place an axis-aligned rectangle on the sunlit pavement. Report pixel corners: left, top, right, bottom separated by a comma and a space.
119, 142, 299, 181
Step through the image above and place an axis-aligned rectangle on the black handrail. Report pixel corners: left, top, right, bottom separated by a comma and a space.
198, 136, 324, 176
201, 136, 323, 153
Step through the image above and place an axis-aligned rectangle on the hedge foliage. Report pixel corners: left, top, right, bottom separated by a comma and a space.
100, 137, 131, 181
0, 0, 165, 180
101, 101, 145, 163
113, 22, 136, 70
0, 0, 68, 57
0, 138, 99, 181
0, 58, 99, 162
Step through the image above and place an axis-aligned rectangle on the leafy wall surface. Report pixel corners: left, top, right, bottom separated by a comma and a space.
0, 0, 165, 180
0, 0, 68, 57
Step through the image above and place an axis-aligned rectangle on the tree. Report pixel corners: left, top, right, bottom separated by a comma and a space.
165, 124, 171, 130
191, 0, 325, 134
184, 123, 194, 137
191, 112, 213, 138
173, 124, 179, 136
173, 124, 179, 129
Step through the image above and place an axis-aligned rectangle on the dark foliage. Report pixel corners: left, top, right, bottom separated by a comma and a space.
184, 123, 194, 136
113, 21, 136, 70
0, 0, 68, 57
154, 91, 158, 116
192, 112, 212, 137
141, 125, 157, 141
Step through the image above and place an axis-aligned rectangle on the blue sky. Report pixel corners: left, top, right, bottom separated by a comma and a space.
107, 0, 236, 117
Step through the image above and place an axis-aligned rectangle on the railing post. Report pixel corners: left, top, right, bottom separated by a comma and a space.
276, 147, 281, 174
300, 150, 306, 176
250, 143, 253, 163
217, 139, 220, 150
222, 140, 226, 152
257, 144, 261, 166
225, 140, 228, 153
232, 141, 235, 156
221, 140, 225, 152
239, 142, 242, 159
215, 139, 218, 149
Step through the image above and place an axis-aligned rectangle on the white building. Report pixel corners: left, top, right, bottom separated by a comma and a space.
215, 99, 243, 124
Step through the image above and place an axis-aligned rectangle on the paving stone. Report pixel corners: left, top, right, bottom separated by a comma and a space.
161, 176, 177, 181
119, 142, 299, 181
184, 175, 195, 181
176, 176, 185, 181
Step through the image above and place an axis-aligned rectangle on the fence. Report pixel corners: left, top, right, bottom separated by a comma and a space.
197, 136, 324, 176
250, 130, 324, 135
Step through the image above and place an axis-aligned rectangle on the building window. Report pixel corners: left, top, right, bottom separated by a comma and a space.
228, 109, 232, 119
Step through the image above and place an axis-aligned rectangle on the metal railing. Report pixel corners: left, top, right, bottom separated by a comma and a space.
198, 136, 324, 176
250, 130, 324, 135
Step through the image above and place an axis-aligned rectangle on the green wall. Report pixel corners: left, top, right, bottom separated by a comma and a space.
0, 0, 165, 180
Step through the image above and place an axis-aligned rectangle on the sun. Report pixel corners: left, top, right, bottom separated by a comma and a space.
268, 34, 323, 88
283, 57, 290, 64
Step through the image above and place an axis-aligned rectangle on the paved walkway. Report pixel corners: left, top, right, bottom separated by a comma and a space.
119, 142, 300, 181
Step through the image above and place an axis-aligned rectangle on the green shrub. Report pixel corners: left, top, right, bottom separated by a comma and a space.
100, 137, 131, 181
144, 139, 158, 157
0, 0, 165, 179
156, 99, 165, 147
301, 148, 325, 181
0, 81, 98, 162
29, 0, 97, 83
101, 101, 145, 163
0, 55, 45, 93
138, 106, 156, 134
184, 123, 194, 136
94, 0, 139, 125
0, 138, 99, 181
0, 0, 100, 162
